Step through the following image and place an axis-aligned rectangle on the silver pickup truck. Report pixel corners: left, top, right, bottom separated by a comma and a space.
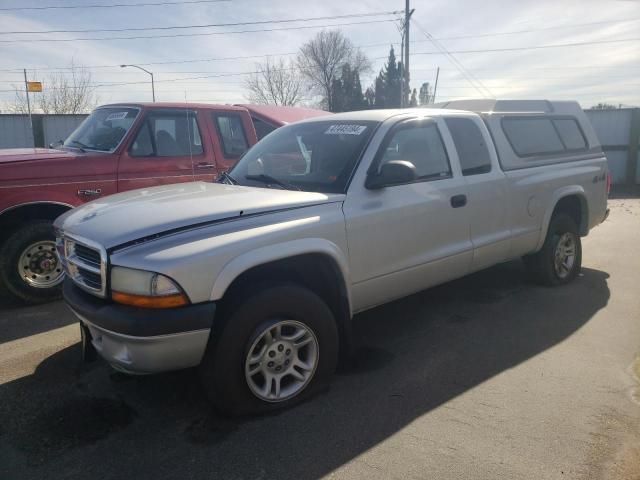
56, 99, 609, 415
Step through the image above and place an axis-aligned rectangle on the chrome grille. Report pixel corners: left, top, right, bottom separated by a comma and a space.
74, 244, 101, 268
58, 235, 107, 297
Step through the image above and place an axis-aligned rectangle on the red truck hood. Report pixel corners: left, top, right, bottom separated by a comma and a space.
0, 147, 78, 164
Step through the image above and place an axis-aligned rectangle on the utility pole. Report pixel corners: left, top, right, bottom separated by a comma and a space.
23, 69, 34, 146
403, 0, 410, 108
401, 1, 414, 108
432, 66, 440, 104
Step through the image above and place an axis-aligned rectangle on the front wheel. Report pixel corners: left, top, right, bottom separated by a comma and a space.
0, 220, 65, 304
523, 213, 582, 286
199, 284, 339, 416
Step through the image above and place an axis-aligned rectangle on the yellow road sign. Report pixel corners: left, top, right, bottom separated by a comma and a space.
27, 81, 42, 92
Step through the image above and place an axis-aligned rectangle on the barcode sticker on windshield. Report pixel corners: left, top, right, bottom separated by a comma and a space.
325, 125, 367, 135
105, 112, 129, 121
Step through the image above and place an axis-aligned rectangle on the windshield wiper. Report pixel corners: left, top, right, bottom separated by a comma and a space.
218, 171, 239, 185
245, 174, 301, 191
66, 140, 88, 152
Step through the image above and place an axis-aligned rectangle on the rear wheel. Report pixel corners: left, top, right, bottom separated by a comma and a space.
199, 284, 339, 416
523, 213, 582, 286
0, 221, 64, 304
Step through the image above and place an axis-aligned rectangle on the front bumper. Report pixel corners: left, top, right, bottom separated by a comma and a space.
63, 280, 216, 374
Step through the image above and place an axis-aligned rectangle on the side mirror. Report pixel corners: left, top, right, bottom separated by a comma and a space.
366, 160, 418, 189
49, 139, 64, 149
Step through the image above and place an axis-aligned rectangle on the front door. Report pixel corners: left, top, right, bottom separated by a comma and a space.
117, 108, 208, 191
343, 117, 473, 312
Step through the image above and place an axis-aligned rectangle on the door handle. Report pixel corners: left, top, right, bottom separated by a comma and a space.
78, 188, 102, 197
450, 194, 467, 208
196, 163, 215, 169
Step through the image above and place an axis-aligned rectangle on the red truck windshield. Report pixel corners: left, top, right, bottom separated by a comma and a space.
64, 107, 139, 152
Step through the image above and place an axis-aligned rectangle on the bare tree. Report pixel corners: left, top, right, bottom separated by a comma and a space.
11, 61, 98, 114
297, 30, 371, 112
245, 57, 303, 106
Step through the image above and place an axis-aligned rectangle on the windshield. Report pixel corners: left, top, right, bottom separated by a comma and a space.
228, 120, 379, 193
64, 107, 139, 152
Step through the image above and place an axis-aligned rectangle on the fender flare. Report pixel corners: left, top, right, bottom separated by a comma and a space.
209, 237, 352, 313
535, 185, 588, 251
0, 200, 74, 218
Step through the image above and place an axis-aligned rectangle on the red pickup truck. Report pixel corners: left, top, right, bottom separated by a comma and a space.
0, 102, 328, 303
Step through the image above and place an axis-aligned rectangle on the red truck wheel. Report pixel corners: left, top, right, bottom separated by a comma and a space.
0, 220, 64, 304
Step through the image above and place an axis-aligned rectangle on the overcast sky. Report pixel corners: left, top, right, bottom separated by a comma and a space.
0, 0, 638, 111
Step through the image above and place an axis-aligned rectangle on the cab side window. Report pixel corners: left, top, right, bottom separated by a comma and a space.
130, 110, 203, 157
445, 117, 492, 175
380, 123, 451, 181
214, 114, 249, 158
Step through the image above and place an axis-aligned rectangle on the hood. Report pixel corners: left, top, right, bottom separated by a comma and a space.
55, 182, 343, 249
0, 147, 78, 165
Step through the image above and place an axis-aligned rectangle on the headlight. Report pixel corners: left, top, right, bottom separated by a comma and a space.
110, 266, 189, 308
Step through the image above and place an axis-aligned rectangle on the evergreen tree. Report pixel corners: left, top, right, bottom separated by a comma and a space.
370, 46, 406, 109
329, 63, 367, 112
351, 71, 367, 110
364, 86, 375, 107
384, 47, 402, 108
419, 82, 432, 105
374, 74, 385, 107
410, 88, 418, 107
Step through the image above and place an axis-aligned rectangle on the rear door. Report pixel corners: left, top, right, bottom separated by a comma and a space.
117, 108, 208, 190
443, 115, 510, 271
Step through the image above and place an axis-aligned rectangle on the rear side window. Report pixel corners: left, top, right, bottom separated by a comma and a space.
379, 122, 451, 180
553, 119, 587, 150
445, 117, 492, 175
502, 117, 588, 157
502, 118, 564, 156
215, 114, 249, 158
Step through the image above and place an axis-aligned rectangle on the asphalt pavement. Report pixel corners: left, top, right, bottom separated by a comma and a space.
0, 199, 638, 480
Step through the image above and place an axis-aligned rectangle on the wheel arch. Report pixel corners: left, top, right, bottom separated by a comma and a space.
536, 187, 588, 251
211, 239, 353, 358
0, 201, 73, 244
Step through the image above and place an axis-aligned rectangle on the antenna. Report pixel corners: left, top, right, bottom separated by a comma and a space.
185, 91, 194, 177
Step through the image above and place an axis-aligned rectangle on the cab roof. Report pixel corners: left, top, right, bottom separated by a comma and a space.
98, 102, 329, 126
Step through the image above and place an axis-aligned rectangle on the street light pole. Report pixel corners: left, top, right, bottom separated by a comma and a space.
120, 64, 155, 102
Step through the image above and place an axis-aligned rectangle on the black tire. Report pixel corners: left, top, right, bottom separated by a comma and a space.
523, 213, 582, 286
199, 283, 339, 416
0, 220, 64, 304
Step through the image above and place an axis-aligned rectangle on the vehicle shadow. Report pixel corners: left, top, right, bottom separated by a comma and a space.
0, 261, 610, 480
0, 293, 75, 344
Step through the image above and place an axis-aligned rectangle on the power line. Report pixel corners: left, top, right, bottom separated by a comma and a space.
0, 0, 231, 11
424, 17, 640, 41
411, 18, 493, 98
0, 11, 400, 35
0, 19, 397, 44
411, 37, 640, 55
0, 12, 636, 71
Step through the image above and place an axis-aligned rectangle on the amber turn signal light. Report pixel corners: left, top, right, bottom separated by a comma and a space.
112, 290, 189, 309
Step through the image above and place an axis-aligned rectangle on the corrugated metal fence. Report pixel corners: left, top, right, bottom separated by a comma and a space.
584, 109, 640, 185
0, 114, 87, 149
1, 110, 639, 184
